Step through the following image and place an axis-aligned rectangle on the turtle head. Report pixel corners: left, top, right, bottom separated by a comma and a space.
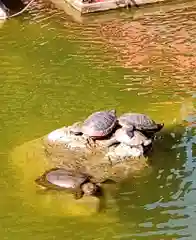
157, 123, 164, 131
69, 122, 83, 135
110, 109, 116, 115
81, 182, 98, 196
125, 125, 134, 132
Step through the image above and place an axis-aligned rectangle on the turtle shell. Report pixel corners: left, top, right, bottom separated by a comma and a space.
81, 110, 117, 137
114, 128, 134, 145
118, 113, 163, 132
127, 130, 152, 146
114, 128, 151, 146
35, 168, 89, 190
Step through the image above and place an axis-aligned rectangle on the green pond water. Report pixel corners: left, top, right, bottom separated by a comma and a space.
0, 0, 196, 239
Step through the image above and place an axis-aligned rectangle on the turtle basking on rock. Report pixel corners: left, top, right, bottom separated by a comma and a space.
45, 110, 117, 149
69, 110, 117, 142
35, 168, 105, 199
106, 127, 152, 148
118, 113, 164, 138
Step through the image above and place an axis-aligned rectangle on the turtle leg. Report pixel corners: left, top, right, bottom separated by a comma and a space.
105, 138, 118, 148
130, 145, 144, 158
73, 188, 84, 200
86, 137, 96, 148
97, 193, 106, 213
143, 138, 152, 146
136, 145, 144, 157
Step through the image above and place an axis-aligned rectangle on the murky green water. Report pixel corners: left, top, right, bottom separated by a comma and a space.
0, 0, 195, 239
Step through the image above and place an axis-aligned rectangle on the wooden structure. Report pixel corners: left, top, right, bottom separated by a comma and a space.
49, 0, 165, 14
47, 0, 196, 23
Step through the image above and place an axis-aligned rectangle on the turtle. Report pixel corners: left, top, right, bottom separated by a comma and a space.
69, 110, 118, 145
106, 127, 152, 148
118, 113, 164, 137
35, 168, 103, 199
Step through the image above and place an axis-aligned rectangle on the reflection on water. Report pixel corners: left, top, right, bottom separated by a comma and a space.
0, 0, 195, 239
113, 125, 195, 239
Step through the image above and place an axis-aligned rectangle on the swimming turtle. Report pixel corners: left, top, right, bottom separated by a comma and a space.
106, 127, 152, 148
69, 110, 118, 144
118, 113, 164, 137
35, 168, 102, 199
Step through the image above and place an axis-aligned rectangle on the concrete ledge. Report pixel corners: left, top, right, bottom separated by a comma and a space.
69, 0, 165, 14
47, 0, 196, 23
50, 0, 165, 14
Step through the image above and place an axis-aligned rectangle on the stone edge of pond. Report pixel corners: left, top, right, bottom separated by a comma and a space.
49, 0, 166, 14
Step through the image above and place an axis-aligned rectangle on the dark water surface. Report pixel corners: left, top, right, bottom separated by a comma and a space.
0, 0, 195, 239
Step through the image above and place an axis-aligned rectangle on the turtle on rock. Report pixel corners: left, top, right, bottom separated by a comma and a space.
35, 168, 103, 199
69, 110, 118, 145
118, 113, 164, 138
106, 127, 152, 148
